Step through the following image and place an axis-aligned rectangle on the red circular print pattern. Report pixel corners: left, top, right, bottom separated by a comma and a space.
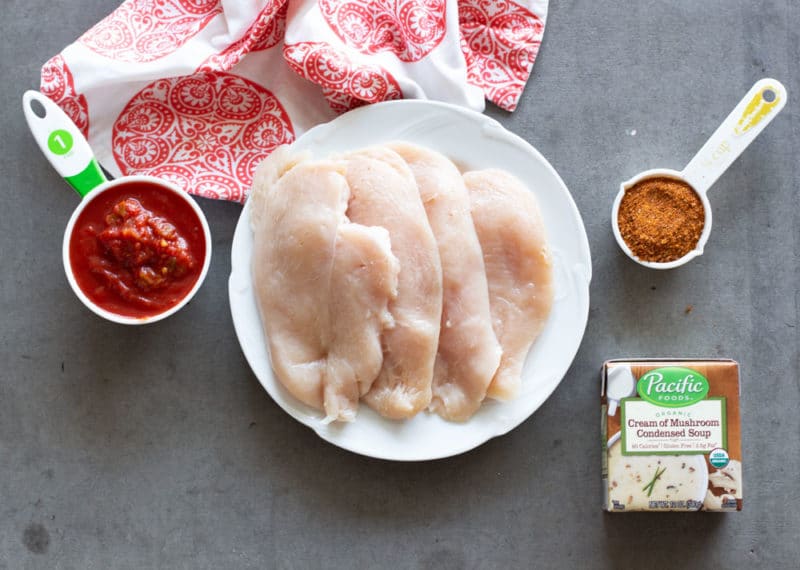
79, 0, 222, 63
459, 0, 544, 112
40, 55, 90, 138
197, 1, 288, 72
113, 72, 295, 202
283, 42, 403, 113
319, 0, 446, 63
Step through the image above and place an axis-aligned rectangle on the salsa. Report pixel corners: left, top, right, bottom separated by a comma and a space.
69, 181, 206, 318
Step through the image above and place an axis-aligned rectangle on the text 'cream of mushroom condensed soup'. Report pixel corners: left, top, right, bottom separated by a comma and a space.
602, 359, 742, 512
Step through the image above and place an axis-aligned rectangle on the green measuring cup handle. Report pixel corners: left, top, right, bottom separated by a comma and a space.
23, 90, 107, 198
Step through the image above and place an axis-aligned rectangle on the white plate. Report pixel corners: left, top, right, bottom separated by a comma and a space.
229, 100, 591, 461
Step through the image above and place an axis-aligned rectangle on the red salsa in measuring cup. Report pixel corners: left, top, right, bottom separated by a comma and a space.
69, 181, 206, 318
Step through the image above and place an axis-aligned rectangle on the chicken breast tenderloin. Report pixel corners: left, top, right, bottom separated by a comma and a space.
390, 143, 501, 421
464, 169, 554, 401
326, 223, 399, 417
250, 149, 398, 422
342, 147, 443, 420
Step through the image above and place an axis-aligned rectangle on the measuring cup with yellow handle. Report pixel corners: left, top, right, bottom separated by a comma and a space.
612, 78, 788, 269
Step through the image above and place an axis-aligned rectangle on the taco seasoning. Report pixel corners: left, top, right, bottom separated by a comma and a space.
617, 177, 705, 263
601, 359, 742, 513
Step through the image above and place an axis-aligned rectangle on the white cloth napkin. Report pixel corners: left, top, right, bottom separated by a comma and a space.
41, 0, 548, 202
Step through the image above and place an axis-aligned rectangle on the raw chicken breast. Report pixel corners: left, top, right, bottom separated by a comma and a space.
251, 157, 341, 413
250, 145, 307, 229
326, 223, 399, 416
390, 142, 501, 422
250, 149, 398, 422
464, 169, 554, 401
342, 147, 443, 419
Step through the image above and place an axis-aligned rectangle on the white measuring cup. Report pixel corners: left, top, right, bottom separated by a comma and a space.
23, 90, 212, 324
612, 78, 787, 269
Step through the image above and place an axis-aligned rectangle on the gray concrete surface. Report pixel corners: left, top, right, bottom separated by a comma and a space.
2, 1, 798, 568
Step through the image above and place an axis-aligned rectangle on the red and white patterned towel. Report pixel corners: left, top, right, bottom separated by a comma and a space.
41, 0, 548, 202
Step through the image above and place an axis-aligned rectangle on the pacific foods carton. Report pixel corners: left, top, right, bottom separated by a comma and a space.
601, 359, 742, 512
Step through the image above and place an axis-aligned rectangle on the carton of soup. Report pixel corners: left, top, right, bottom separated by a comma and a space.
602, 359, 742, 512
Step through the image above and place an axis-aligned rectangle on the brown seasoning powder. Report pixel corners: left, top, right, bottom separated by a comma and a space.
617, 177, 705, 263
